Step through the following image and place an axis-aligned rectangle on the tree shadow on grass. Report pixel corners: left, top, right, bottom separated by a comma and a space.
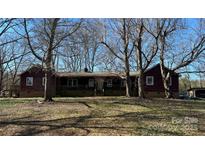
0, 109, 190, 136
1, 99, 204, 136
0, 115, 92, 136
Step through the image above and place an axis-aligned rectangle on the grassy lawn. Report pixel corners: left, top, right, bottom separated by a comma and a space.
0, 97, 205, 136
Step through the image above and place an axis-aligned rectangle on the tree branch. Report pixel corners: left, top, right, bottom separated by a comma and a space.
101, 41, 124, 61
23, 19, 44, 62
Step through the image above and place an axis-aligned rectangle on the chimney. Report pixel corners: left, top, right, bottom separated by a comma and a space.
84, 68, 89, 72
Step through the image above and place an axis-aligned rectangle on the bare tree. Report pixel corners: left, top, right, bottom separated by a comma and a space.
0, 19, 21, 93
58, 19, 104, 72
7, 43, 29, 96
24, 18, 81, 101
131, 19, 160, 98
80, 20, 103, 72
101, 19, 135, 97
157, 19, 205, 98
0, 47, 6, 92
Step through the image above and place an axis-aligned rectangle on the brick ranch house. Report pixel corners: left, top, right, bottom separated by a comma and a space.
19, 64, 179, 98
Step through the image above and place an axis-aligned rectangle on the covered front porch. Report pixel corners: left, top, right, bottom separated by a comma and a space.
55, 76, 130, 97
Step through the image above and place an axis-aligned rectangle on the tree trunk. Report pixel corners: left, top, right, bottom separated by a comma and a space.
125, 72, 131, 97
162, 78, 172, 98
44, 69, 53, 102
160, 63, 172, 98
0, 69, 3, 92
44, 48, 54, 102
43, 18, 59, 102
138, 70, 144, 98
0, 58, 3, 92
136, 23, 145, 99
125, 52, 131, 97
159, 35, 172, 99
136, 46, 144, 98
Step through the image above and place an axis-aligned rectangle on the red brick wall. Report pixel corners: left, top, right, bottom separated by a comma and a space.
19, 64, 179, 97
144, 65, 179, 93
20, 68, 56, 97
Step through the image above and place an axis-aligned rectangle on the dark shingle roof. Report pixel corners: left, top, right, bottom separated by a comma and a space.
55, 72, 138, 77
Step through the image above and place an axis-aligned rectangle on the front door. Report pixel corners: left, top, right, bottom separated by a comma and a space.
95, 78, 104, 96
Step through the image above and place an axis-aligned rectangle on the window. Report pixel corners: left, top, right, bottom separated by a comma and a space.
26, 77, 33, 86
42, 77, 45, 86
89, 79, 94, 87
68, 79, 72, 87
107, 79, 112, 87
72, 79, 78, 87
146, 76, 154, 86
68, 79, 78, 87
121, 80, 126, 87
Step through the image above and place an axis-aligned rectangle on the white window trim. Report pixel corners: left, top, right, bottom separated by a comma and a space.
88, 79, 95, 88
107, 79, 112, 87
68, 79, 78, 88
26, 77, 33, 86
146, 76, 154, 86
